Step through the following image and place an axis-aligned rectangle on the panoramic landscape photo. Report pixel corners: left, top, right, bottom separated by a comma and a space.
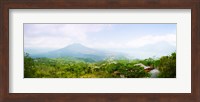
24, 24, 176, 78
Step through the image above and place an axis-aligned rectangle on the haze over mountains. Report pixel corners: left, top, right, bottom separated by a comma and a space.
24, 24, 176, 61
29, 43, 126, 61
107, 41, 176, 59
26, 42, 176, 61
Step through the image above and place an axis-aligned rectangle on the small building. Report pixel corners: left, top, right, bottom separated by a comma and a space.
134, 63, 154, 72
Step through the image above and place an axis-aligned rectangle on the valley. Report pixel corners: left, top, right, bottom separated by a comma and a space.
24, 43, 176, 78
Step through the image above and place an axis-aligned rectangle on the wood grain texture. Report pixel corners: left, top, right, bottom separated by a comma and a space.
0, 0, 200, 102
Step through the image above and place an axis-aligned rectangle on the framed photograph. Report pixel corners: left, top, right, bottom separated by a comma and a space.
23, 23, 176, 79
0, 0, 199, 102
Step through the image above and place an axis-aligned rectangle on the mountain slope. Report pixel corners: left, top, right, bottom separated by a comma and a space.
128, 42, 176, 59
29, 42, 175, 60
31, 43, 123, 61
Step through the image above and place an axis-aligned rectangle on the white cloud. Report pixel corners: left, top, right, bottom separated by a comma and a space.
24, 24, 112, 49
125, 34, 176, 48
87, 34, 176, 49
24, 24, 176, 50
24, 36, 72, 48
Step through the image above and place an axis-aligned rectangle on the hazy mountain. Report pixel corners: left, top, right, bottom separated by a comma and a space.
102, 41, 176, 59
30, 43, 126, 61
125, 42, 176, 59
24, 48, 55, 54
28, 42, 176, 61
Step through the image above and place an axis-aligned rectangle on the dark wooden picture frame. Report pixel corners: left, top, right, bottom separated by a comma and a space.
0, 0, 200, 102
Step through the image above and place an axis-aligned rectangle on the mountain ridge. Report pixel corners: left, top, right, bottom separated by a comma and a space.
30, 43, 124, 61
28, 42, 176, 60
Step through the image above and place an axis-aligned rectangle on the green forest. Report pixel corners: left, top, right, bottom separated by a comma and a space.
24, 52, 176, 78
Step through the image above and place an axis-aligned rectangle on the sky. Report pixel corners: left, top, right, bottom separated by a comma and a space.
24, 24, 176, 58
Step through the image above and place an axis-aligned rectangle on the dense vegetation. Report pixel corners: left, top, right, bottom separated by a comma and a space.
157, 52, 176, 78
24, 52, 176, 78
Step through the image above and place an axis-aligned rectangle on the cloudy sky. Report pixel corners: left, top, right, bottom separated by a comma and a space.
24, 24, 176, 58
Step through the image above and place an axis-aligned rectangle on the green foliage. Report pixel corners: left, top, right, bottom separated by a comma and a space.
24, 53, 36, 78
140, 58, 154, 66
140, 57, 160, 68
157, 52, 176, 78
24, 52, 176, 78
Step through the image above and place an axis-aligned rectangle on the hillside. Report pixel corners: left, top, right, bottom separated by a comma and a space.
30, 43, 125, 61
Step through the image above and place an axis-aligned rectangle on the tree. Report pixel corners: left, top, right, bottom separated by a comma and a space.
158, 52, 176, 78
24, 53, 35, 78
